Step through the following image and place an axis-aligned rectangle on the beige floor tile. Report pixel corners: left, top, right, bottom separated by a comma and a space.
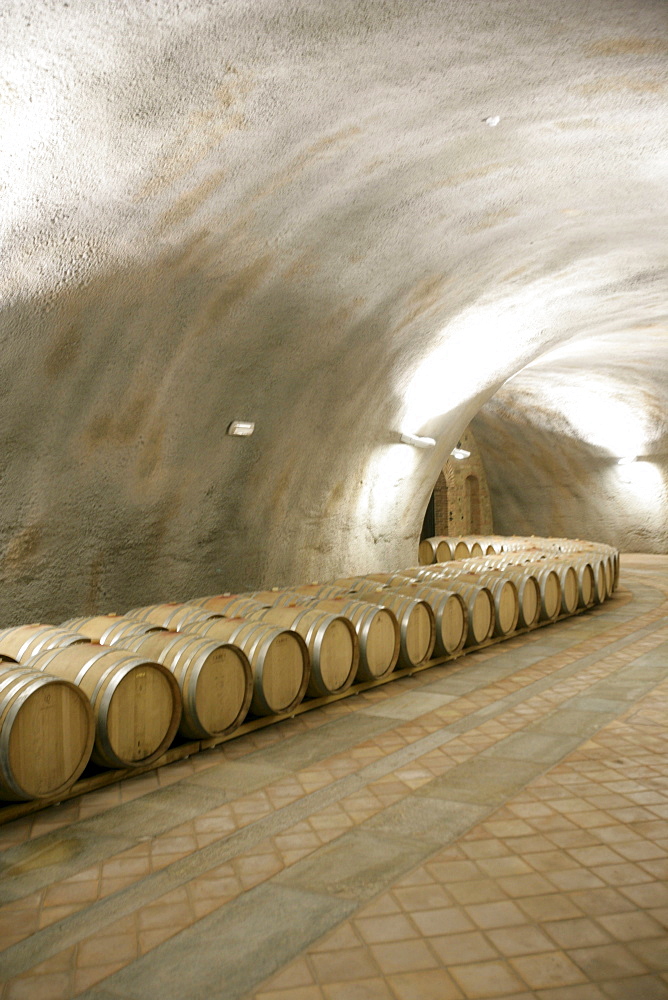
321, 978, 395, 1000
597, 911, 666, 941
310, 948, 380, 984
449, 959, 526, 998
543, 917, 611, 949
487, 924, 556, 956
568, 943, 649, 979
388, 968, 464, 1000
354, 914, 419, 945
429, 930, 499, 965
393, 884, 454, 912
370, 940, 438, 975
511, 950, 588, 989
409, 906, 476, 937
466, 901, 527, 930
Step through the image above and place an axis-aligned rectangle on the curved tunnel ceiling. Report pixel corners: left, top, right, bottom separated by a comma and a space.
0, 0, 666, 622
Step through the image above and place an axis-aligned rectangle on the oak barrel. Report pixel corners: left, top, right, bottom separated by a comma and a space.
355, 592, 436, 668
119, 631, 252, 739
26, 645, 181, 768
0, 663, 94, 801
304, 598, 400, 680
128, 603, 225, 631
0, 624, 90, 664
416, 575, 495, 646
386, 584, 468, 656
181, 618, 309, 716
63, 615, 166, 646
244, 607, 359, 697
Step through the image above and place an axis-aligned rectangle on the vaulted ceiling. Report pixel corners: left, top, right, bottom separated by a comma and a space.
1, 0, 666, 623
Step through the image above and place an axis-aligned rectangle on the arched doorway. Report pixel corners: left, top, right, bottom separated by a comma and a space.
466, 474, 481, 534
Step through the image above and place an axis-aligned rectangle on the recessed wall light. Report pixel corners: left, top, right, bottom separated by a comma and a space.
227, 420, 255, 437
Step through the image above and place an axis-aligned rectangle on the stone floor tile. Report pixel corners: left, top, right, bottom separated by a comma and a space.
511, 950, 588, 989
543, 917, 612, 949
597, 910, 666, 941
487, 923, 556, 956
388, 968, 464, 1000
310, 948, 380, 984
393, 884, 454, 912
599, 974, 668, 1000
449, 879, 510, 905
568, 943, 649, 979
255, 987, 325, 1000
321, 978, 395, 1000
354, 914, 418, 945
465, 900, 527, 929
449, 959, 527, 998
430, 930, 499, 965
369, 940, 438, 974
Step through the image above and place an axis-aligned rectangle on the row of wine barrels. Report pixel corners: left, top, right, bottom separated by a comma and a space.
411, 573, 495, 645
239, 590, 403, 682
63, 615, 166, 646
242, 607, 358, 697
179, 618, 309, 716
380, 584, 468, 656
305, 580, 438, 669
302, 599, 400, 681
128, 603, 223, 631
25, 645, 181, 769
66, 619, 254, 740
0, 624, 89, 662
0, 661, 94, 801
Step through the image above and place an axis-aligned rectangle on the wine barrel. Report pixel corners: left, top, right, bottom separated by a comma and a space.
119, 631, 252, 739
591, 559, 608, 604
354, 592, 436, 668
0, 624, 90, 664
251, 592, 314, 608
128, 603, 225, 631
418, 537, 456, 565
416, 575, 494, 646
180, 618, 309, 716
243, 608, 358, 697
304, 598, 400, 680
385, 584, 468, 656
418, 538, 437, 565
460, 573, 519, 637
63, 615, 166, 646
26, 645, 181, 769
528, 566, 562, 620
568, 556, 596, 608
0, 663, 94, 801
504, 571, 541, 628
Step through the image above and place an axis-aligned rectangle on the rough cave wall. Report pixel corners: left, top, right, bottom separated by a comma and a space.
0, 0, 666, 624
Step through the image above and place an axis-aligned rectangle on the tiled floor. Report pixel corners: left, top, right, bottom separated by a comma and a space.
0, 554, 666, 1000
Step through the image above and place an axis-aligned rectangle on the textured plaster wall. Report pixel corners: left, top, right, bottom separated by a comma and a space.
0, 0, 666, 623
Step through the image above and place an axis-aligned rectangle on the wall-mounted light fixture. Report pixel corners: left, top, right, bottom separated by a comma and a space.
451, 441, 471, 460
399, 432, 436, 449
227, 420, 255, 437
